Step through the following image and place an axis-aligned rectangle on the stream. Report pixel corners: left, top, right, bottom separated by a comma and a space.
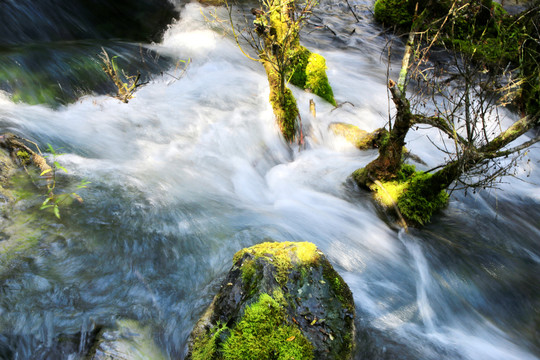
0, 0, 539, 359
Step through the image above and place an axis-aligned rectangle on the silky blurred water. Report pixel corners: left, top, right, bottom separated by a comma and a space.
0, 1, 538, 359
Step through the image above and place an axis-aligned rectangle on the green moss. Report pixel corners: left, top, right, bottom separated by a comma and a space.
321, 260, 354, 314
15, 150, 30, 166
191, 322, 229, 360
287, 47, 336, 106
397, 171, 449, 225
305, 53, 336, 106
241, 258, 256, 284
369, 164, 449, 225
288, 46, 311, 89
374, 0, 413, 27
270, 87, 299, 143
221, 293, 314, 360
235, 242, 319, 286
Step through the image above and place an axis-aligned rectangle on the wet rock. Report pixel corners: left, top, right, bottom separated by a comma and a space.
0, 148, 15, 206
329, 123, 387, 150
0, 0, 178, 45
187, 241, 355, 360
86, 320, 166, 360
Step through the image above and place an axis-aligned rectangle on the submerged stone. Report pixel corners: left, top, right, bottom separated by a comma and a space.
86, 320, 166, 360
187, 241, 355, 360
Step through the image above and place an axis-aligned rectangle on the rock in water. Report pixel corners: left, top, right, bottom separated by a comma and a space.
86, 320, 166, 360
187, 241, 355, 360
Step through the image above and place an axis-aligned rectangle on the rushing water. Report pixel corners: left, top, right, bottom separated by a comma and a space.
0, 1, 539, 359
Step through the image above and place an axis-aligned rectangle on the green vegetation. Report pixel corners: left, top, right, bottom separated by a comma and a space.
229, 0, 336, 142
288, 46, 311, 88
305, 53, 336, 106
191, 293, 314, 360
99, 48, 141, 103
222, 294, 314, 360
373, 0, 413, 27
358, 164, 449, 226
191, 322, 229, 360
234, 241, 319, 286
289, 47, 337, 106
269, 85, 300, 143
39, 144, 89, 219
373, 0, 539, 116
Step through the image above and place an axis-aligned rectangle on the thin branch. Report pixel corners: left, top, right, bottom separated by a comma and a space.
345, 0, 360, 22
490, 135, 540, 159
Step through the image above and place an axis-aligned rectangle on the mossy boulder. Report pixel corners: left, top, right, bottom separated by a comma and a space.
187, 241, 355, 360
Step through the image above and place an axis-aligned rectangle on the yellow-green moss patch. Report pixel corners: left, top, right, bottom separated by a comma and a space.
234, 241, 319, 286
364, 164, 449, 225
305, 53, 336, 106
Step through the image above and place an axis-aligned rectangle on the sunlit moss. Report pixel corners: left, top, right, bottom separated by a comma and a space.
288, 46, 311, 88
234, 241, 319, 286
305, 53, 336, 106
368, 164, 449, 225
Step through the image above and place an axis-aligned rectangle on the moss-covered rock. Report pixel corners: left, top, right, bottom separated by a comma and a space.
187, 241, 355, 360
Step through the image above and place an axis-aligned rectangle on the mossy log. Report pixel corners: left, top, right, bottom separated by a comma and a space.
187, 241, 355, 360
262, 60, 299, 143
329, 123, 388, 150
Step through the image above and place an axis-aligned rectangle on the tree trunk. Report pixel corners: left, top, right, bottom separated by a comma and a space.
355, 29, 416, 186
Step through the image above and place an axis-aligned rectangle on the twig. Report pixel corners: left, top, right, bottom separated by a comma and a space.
345, 0, 360, 22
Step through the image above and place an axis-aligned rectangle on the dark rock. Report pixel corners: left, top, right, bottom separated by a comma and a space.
187, 241, 355, 360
